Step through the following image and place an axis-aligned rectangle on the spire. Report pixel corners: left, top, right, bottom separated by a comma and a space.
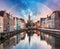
28, 14, 31, 20
29, 36, 31, 45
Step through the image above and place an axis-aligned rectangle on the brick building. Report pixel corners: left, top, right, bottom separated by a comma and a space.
0, 11, 10, 32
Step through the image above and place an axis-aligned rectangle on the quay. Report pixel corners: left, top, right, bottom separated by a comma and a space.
0, 28, 60, 39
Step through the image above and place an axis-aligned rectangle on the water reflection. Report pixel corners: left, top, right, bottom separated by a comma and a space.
0, 31, 60, 49
41, 32, 60, 49
12, 34, 51, 49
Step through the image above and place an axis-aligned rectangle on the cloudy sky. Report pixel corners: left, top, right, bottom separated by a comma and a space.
0, 0, 60, 21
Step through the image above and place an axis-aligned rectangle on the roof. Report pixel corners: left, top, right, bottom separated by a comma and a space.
52, 11, 60, 15
6, 13, 10, 18
20, 18, 25, 21
49, 11, 60, 18
40, 18, 46, 21
0, 11, 5, 16
53, 11, 60, 13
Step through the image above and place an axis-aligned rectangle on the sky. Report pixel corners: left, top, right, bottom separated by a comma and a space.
12, 34, 51, 49
0, 0, 60, 21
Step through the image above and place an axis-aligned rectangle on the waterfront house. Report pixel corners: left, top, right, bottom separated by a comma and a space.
40, 11, 60, 29
47, 11, 60, 29
0, 11, 10, 32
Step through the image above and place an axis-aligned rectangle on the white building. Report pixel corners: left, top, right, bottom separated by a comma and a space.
20, 18, 26, 29
41, 11, 60, 29
40, 18, 46, 28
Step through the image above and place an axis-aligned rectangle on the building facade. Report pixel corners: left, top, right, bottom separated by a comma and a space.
40, 18, 46, 28
0, 16, 3, 32
0, 11, 10, 32
47, 11, 60, 29
35, 21, 41, 36
40, 11, 60, 29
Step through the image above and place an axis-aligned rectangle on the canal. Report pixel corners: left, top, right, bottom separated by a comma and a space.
0, 30, 60, 49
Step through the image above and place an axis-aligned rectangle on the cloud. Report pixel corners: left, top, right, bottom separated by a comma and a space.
0, 0, 60, 22
32, 3, 52, 22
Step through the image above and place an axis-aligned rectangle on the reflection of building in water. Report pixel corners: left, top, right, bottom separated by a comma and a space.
15, 32, 26, 44
0, 37, 15, 49
41, 32, 60, 49
0, 33, 25, 49
26, 30, 35, 44
16, 34, 21, 44
20, 32, 26, 40
52, 45, 60, 49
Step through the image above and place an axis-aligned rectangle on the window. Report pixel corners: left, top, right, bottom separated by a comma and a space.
51, 13, 55, 19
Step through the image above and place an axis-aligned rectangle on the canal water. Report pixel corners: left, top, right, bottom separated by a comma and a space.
0, 31, 60, 49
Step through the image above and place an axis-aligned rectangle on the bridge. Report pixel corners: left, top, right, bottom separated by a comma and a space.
0, 28, 60, 39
